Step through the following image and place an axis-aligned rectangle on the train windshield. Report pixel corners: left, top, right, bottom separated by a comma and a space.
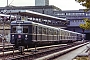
11, 26, 28, 33
16, 26, 23, 33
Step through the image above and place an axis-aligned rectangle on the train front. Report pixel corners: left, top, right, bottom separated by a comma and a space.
10, 21, 30, 47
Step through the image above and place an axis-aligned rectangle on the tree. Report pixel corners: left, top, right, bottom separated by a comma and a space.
79, 18, 90, 30
75, 0, 90, 30
75, 0, 90, 10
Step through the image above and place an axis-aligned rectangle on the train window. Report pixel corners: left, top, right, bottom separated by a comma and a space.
37, 27, 42, 34
63, 31, 65, 35
12, 26, 16, 33
59, 30, 61, 36
42, 28, 46, 34
38, 27, 42, 34
54, 30, 56, 35
51, 30, 53, 35
48, 29, 51, 35
23, 26, 28, 33
61, 30, 64, 36
11, 26, 28, 33
32, 26, 36, 34
16, 26, 23, 33
61, 30, 63, 35
42, 28, 44, 34
50, 29, 52, 35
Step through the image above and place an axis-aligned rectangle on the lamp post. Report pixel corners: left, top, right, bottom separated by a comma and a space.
2, 15, 5, 59
2, 10, 7, 59
42, 8, 44, 14
7, 0, 8, 6
34, 24, 38, 52
35, 25, 37, 52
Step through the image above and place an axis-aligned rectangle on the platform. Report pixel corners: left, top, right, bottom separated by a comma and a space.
53, 43, 89, 60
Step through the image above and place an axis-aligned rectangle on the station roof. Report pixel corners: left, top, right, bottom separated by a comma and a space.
0, 5, 61, 10
6, 10, 69, 22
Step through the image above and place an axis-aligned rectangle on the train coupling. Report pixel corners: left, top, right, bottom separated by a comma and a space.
18, 46, 25, 54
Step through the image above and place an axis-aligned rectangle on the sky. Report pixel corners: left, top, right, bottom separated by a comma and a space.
0, 0, 86, 10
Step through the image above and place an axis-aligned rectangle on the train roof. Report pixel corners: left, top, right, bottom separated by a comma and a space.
11, 20, 59, 30
59, 28, 82, 35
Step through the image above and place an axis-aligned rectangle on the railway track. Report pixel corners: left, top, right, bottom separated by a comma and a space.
0, 44, 14, 52
0, 41, 88, 60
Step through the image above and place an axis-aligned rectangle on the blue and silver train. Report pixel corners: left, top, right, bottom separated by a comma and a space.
10, 20, 85, 47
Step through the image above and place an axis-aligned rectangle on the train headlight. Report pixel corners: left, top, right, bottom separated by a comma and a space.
25, 35, 28, 40
12, 35, 14, 40
25, 35, 27, 37
12, 35, 14, 37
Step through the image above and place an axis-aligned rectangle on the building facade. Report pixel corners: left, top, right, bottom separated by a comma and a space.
53, 9, 90, 40
35, 0, 49, 6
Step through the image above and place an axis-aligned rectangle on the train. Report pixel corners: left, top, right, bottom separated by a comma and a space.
10, 20, 85, 47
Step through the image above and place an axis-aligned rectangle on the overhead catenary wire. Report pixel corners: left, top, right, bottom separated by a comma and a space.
8, 0, 14, 6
